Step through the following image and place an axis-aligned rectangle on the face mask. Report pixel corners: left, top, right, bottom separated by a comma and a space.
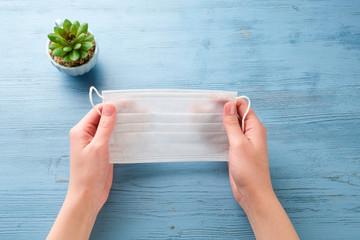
89, 86, 250, 164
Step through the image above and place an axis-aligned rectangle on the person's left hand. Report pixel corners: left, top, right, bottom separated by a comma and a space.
68, 103, 116, 214
47, 104, 116, 240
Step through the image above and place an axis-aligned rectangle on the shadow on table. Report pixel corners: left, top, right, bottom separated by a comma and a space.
62, 63, 105, 92
112, 161, 229, 185
90, 162, 238, 239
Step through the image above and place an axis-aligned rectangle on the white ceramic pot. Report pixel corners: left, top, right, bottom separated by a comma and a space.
46, 19, 99, 76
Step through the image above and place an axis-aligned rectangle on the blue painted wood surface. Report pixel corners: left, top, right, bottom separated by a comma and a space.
0, 0, 359, 239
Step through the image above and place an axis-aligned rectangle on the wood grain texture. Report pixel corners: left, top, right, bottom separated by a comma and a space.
0, 0, 359, 239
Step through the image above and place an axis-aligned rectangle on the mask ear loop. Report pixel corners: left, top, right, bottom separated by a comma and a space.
89, 86, 103, 115
236, 96, 251, 132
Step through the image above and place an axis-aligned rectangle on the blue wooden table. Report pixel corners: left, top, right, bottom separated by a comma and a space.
1, 0, 359, 239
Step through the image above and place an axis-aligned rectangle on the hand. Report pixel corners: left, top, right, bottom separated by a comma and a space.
223, 99, 299, 240
223, 99, 271, 206
68, 103, 116, 214
47, 103, 116, 240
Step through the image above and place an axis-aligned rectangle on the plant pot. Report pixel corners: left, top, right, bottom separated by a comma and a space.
46, 20, 99, 76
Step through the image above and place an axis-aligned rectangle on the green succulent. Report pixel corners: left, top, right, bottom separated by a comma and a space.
48, 19, 94, 63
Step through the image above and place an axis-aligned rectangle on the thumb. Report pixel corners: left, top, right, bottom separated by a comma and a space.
94, 103, 116, 145
223, 102, 247, 147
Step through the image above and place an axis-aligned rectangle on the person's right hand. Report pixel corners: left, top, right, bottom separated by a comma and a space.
223, 99, 299, 240
223, 99, 271, 206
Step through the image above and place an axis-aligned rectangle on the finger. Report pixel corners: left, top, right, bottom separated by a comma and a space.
223, 102, 247, 147
236, 98, 267, 145
77, 104, 103, 130
236, 98, 261, 127
93, 103, 116, 145
70, 104, 103, 148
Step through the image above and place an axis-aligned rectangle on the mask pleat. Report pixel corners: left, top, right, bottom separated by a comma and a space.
113, 123, 225, 133
115, 113, 224, 124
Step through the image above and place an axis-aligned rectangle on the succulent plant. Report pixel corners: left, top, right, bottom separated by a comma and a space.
48, 19, 94, 63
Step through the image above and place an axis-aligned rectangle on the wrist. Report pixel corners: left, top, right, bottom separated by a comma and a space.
235, 186, 299, 240
47, 189, 98, 240
237, 185, 277, 214
65, 188, 99, 219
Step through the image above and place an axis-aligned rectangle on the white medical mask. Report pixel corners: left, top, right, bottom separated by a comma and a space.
89, 86, 250, 164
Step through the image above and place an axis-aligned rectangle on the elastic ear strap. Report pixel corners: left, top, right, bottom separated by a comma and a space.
89, 86, 103, 115
236, 96, 251, 132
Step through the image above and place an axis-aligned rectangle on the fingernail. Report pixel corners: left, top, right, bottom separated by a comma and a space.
226, 102, 236, 115
102, 104, 114, 117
